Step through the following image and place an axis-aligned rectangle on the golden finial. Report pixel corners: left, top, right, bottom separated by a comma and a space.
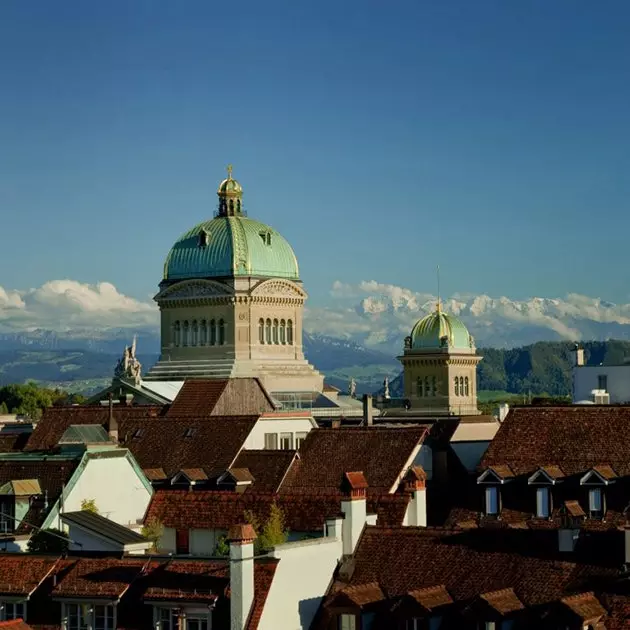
227, 164, 233, 180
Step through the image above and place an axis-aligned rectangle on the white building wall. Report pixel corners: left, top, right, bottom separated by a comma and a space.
67, 526, 121, 553
243, 418, 315, 450
63, 455, 152, 527
573, 365, 630, 403
258, 537, 343, 630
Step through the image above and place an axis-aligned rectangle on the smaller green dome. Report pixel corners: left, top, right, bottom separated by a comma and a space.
218, 177, 243, 195
410, 310, 474, 351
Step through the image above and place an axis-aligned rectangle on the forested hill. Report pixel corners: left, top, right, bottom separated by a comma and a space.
479, 340, 630, 396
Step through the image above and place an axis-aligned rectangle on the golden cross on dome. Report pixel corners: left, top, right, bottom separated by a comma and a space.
227, 164, 233, 180
436, 265, 441, 313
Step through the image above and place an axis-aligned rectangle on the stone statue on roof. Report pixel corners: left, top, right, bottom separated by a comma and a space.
114, 336, 142, 385
348, 378, 356, 399
383, 377, 390, 400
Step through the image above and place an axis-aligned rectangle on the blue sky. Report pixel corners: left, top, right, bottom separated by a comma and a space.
2, 0, 630, 307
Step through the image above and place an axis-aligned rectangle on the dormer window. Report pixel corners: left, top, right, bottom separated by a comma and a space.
535, 487, 551, 518
588, 487, 603, 519
484, 486, 499, 516
580, 467, 615, 520
133, 428, 144, 439
198, 229, 210, 248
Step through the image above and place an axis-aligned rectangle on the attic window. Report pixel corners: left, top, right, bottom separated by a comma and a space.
133, 428, 144, 439
184, 428, 196, 438
259, 231, 272, 246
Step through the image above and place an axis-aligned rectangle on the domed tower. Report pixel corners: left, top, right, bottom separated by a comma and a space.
399, 304, 481, 415
144, 166, 323, 393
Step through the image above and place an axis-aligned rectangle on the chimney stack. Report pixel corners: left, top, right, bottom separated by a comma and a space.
229, 524, 257, 630
403, 466, 427, 527
108, 393, 118, 443
362, 394, 373, 427
341, 472, 368, 556
573, 345, 585, 367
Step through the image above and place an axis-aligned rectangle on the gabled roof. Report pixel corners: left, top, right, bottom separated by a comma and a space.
26, 405, 166, 452
480, 588, 525, 615
0, 479, 41, 496
561, 591, 607, 622
481, 406, 630, 476
166, 378, 275, 418
408, 585, 453, 610
279, 426, 428, 495
0, 555, 60, 596
230, 450, 297, 493
528, 466, 565, 484
60, 511, 148, 547
118, 416, 259, 478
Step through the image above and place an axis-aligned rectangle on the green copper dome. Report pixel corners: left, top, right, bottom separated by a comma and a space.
410, 310, 473, 351
163, 166, 300, 282
163, 216, 299, 281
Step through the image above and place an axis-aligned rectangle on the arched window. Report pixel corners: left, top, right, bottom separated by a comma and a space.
237, 200, 241, 213
191, 320, 198, 346
432, 376, 437, 396
280, 319, 286, 344
287, 320, 294, 345
174, 321, 181, 347
459, 377, 464, 396
200, 320, 208, 346
417, 377, 423, 397
183, 321, 189, 347
273, 319, 279, 344
454, 376, 459, 396
464, 376, 470, 396
266, 319, 272, 344
229, 200, 234, 213
210, 319, 217, 346
259, 319, 265, 344
424, 376, 430, 397
218, 319, 225, 345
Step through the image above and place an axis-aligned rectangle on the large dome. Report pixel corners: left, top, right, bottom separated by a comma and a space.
163, 215, 299, 281
410, 310, 474, 351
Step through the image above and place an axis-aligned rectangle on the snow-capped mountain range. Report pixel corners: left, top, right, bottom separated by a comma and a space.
2, 278, 630, 356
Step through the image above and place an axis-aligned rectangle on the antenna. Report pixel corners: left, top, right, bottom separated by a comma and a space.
436, 265, 441, 313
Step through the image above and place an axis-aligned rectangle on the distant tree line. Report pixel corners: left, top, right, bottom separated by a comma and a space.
0, 382, 85, 420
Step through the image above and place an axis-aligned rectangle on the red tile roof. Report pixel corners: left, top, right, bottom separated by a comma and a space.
343, 472, 369, 491
561, 591, 607, 622
333, 527, 619, 608
145, 489, 411, 533
247, 559, 280, 630
0, 621, 33, 630
481, 406, 630, 476
118, 416, 259, 478
0, 555, 60, 596
408, 585, 452, 610
230, 450, 297, 492
280, 426, 428, 495
229, 524, 257, 542
480, 588, 525, 614
166, 379, 275, 418
0, 433, 30, 453
144, 559, 228, 603
52, 557, 152, 599
25, 405, 165, 451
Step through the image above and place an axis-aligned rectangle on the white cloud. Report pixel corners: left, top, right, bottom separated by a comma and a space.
0, 280, 157, 333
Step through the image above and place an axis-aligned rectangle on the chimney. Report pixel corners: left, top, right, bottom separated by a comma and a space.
229, 523, 257, 630
403, 466, 427, 527
108, 393, 118, 443
558, 501, 584, 553
340, 472, 368, 556
573, 345, 585, 367
362, 394, 373, 427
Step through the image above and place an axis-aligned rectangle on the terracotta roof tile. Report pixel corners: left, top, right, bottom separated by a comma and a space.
563, 500, 586, 518
166, 379, 275, 418
540, 465, 565, 480
144, 559, 227, 603
593, 465, 618, 480
343, 471, 369, 491
227, 468, 255, 483
0, 433, 30, 453
280, 426, 428, 495
145, 489, 411, 533
52, 557, 152, 599
408, 585, 453, 610
480, 588, 525, 614
25, 405, 165, 451
561, 591, 607, 622
231, 450, 296, 492
0, 555, 60, 596
0, 621, 33, 630
481, 406, 630, 476
333, 527, 620, 608
179, 468, 209, 481
340, 582, 385, 606
143, 468, 167, 481
228, 524, 257, 542
247, 559, 280, 630
487, 465, 515, 479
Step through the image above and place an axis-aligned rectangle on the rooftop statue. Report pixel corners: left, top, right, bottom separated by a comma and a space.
114, 336, 142, 385
348, 378, 357, 399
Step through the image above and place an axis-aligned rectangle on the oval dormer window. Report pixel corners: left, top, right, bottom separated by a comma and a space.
199, 229, 210, 247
